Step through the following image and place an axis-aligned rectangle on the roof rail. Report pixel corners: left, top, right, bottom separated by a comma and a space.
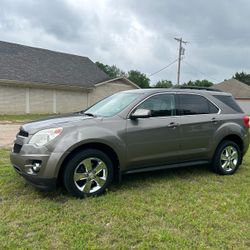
172, 86, 223, 92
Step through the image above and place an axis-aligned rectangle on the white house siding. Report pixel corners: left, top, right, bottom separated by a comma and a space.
0, 85, 26, 114
90, 81, 136, 105
237, 100, 250, 114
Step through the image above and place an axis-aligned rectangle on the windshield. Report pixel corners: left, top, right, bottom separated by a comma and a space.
85, 92, 141, 117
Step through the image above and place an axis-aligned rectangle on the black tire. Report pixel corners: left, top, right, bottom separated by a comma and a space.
63, 149, 114, 198
212, 140, 241, 175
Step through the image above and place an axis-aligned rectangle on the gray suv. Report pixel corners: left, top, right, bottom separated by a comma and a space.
10, 88, 249, 197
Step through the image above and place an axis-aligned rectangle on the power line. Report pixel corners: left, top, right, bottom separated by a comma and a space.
182, 60, 219, 82
149, 58, 178, 77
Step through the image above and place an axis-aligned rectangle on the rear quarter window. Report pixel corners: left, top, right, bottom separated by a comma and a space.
178, 94, 219, 115
213, 95, 243, 113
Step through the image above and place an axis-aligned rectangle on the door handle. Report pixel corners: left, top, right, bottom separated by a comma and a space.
211, 117, 218, 124
167, 122, 180, 128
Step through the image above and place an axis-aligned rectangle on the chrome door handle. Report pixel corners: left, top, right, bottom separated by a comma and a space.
211, 117, 218, 124
167, 122, 180, 128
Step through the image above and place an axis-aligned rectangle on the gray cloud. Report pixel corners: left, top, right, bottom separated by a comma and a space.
0, 0, 250, 84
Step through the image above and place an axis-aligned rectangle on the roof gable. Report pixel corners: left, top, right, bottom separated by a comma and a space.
95, 77, 140, 89
215, 79, 250, 99
0, 41, 110, 87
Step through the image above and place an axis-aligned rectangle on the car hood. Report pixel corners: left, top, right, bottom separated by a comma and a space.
21, 114, 94, 134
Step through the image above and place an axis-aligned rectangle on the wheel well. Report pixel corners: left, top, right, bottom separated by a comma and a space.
220, 134, 243, 152
57, 143, 120, 185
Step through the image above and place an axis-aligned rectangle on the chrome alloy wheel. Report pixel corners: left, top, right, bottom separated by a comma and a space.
74, 157, 108, 193
220, 146, 239, 172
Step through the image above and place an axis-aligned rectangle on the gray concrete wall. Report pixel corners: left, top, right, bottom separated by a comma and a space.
0, 80, 137, 114
29, 87, 53, 113
90, 81, 136, 105
0, 85, 26, 114
237, 100, 250, 114
0, 84, 89, 114
56, 89, 88, 113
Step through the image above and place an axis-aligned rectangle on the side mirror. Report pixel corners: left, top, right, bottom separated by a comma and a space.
130, 109, 151, 119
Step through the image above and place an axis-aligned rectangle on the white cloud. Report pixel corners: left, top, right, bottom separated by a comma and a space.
0, 0, 250, 84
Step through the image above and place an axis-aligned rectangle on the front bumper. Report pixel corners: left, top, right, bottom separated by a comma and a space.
13, 166, 56, 191
10, 143, 64, 191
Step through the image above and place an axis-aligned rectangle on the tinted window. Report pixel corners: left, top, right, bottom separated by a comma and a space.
213, 95, 243, 113
208, 101, 219, 114
137, 94, 175, 117
178, 94, 218, 115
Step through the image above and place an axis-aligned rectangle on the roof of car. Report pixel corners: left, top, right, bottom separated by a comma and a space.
123, 87, 230, 96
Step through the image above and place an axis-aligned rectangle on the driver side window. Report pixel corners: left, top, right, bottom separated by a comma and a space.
137, 94, 176, 117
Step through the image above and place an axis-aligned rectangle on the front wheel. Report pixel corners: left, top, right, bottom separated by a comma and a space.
212, 140, 241, 175
63, 149, 114, 198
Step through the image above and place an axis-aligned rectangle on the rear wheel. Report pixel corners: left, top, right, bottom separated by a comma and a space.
63, 149, 114, 198
212, 140, 241, 175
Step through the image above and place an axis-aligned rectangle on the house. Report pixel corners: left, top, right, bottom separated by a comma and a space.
0, 41, 139, 114
215, 79, 250, 114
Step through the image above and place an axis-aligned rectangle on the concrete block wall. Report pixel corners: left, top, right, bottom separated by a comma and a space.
237, 100, 250, 114
56, 89, 88, 113
0, 85, 89, 114
0, 85, 26, 114
0, 80, 137, 114
90, 81, 135, 105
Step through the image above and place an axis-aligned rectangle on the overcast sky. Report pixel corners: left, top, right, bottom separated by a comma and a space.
1, 0, 250, 85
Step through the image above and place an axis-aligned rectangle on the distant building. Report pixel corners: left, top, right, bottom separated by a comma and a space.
215, 79, 250, 114
0, 41, 139, 114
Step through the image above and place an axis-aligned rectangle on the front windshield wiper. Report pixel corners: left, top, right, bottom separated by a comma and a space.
84, 112, 96, 117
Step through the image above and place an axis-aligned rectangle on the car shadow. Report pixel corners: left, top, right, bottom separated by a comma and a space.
35, 164, 212, 201
117, 164, 212, 187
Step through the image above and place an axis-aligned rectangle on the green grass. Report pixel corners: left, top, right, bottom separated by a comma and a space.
0, 114, 54, 123
0, 148, 250, 249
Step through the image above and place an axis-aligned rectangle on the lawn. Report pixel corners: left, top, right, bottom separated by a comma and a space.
0, 148, 249, 249
0, 114, 54, 123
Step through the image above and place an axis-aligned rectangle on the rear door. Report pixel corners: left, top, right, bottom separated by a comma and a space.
177, 93, 221, 161
126, 93, 181, 170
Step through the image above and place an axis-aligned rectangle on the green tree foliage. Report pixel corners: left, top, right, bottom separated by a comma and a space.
233, 71, 250, 86
154, 80, 173, 88
128, 70, 150, 88
95, 62, 126, 78
183, 79, 213, 87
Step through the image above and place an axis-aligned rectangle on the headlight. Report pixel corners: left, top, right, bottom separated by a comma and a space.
29, 127, 63, 147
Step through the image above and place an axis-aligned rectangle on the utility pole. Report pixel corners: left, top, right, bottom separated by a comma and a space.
174, 37, 188, 85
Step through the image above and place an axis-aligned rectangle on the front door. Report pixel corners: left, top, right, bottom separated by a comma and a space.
126, 93, 181, 170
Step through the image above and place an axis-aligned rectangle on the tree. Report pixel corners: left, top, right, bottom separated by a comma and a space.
154, 80, 173, 88
95, 62, 126, 78
128, 70, 150, 88
233, 71, 250, 86
183, 79, 213, 87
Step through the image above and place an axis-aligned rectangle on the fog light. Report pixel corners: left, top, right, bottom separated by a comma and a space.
32, 162, 41, 173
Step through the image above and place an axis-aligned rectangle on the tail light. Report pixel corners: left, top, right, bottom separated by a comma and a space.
243, 115, 249, 128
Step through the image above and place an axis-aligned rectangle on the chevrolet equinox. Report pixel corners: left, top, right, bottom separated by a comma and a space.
10, 88, 250, 197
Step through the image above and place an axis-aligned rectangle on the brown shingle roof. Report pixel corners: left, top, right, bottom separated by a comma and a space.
215, 79, 250, 99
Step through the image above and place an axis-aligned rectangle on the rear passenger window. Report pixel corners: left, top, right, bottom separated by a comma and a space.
178, 94, 219, 115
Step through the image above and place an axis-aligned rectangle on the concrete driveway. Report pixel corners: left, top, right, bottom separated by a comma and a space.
0, 124, 20, 148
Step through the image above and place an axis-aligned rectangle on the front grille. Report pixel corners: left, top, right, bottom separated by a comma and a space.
18, 130, 29, 137
13, 143, 22, 153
